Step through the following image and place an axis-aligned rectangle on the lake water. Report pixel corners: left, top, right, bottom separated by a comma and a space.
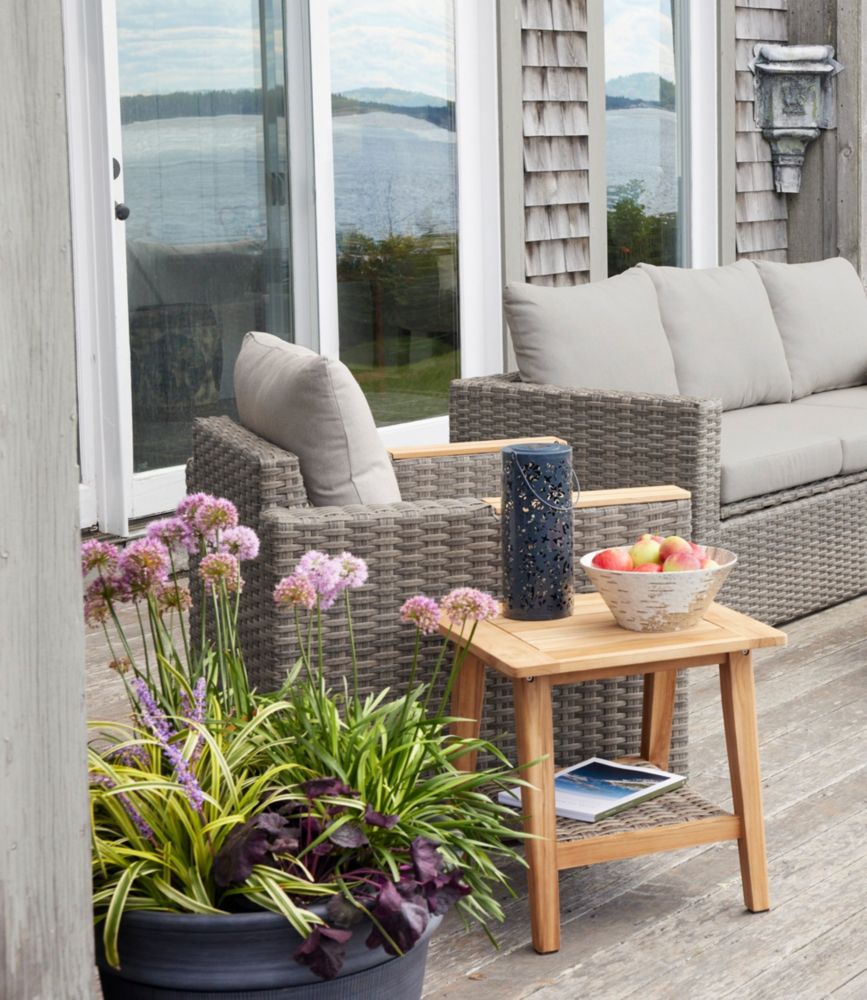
120, 106, 676, 246
606, 107, 678, 215
121, 111, 457, 246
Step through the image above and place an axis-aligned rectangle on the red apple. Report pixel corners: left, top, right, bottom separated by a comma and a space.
663, 551, 702, 572
634, 563, 663, 573
659, 535, 693, 561
689, 541, 707, 559
700, 557, 720, 570
592, 547, 634, 571
629, 535, 662, 567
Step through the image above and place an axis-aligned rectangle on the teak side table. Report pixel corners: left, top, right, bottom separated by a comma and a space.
441, 594, 787, 954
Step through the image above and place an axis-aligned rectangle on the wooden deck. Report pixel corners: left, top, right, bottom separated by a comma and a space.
85, 595, 867, 999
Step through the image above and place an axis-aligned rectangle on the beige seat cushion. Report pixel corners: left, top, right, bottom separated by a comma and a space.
721, 405, 839, 504
795, 386, 867, 410
640, 260, 792, 410
754, 257, 867, 399
503, 269, 679, 395
234, 332, 401, 506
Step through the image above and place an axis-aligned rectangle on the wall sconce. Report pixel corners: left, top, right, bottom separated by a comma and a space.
751, 43, 843, 194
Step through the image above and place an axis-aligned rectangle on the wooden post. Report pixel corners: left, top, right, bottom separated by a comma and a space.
0, 3, 94, 997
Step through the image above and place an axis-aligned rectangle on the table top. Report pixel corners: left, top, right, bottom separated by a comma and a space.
439, 593, 787, 681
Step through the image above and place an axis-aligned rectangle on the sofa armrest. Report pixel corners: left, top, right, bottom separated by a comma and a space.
450, 373, 722, 542
188, 416, 309, 532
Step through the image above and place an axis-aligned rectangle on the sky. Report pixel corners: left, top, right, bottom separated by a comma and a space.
604, 0, 675, 83
117, 1, 261, 96
116, 0, 454, 101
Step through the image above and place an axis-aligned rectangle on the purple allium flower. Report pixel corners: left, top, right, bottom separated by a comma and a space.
118, 538, 170, 599
84, 578, 113, 626
296, 551, 342, 603
133, 679, 205, 817
399, 595, 441, 636
219, 525, 260, 562
89, 771, 156, 842
199, 552, 242, 594
176, 492, 212, 523
156, 582, 193, 614
193, 496, 239, 538
146, 515, 194, 553
441, 587, 499, 625
273, 573, 317, 610
335, 552, 368, 590
81, 539, 120, 577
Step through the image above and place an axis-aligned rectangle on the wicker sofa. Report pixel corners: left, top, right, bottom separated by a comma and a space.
451, 257, 867, 625
188, 333, 693, 770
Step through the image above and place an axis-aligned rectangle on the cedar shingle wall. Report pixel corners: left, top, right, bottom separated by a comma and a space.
522, 0, 591, 286
735, 0, 789, 261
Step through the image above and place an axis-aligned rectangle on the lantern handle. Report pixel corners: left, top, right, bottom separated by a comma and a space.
509, 452, 580, 512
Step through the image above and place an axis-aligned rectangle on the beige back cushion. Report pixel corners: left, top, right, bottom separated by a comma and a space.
639, 260, 792, 410
234, 332, 401, 506
503, 269, 679, 395
754, 257, 867, 399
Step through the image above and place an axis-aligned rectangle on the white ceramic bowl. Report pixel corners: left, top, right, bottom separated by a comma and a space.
579, 546, 737, 633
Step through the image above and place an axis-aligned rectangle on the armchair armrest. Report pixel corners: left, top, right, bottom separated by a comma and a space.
189, 416, 309, 532
450, 374, 722, 542
386, 436, 564, 460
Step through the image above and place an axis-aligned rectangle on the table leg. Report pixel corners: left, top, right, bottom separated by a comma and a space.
640, 667, 678, 770
719, 650, 770, 912
449, 652, 486, 772
513, 675, 560, 954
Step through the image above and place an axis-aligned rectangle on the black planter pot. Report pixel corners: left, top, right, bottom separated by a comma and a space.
95, 907, 442, 999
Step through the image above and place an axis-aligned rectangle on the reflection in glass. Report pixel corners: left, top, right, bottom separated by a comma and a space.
117, 1, 292, 472
329, 1, 460, 425
604, 0, 681, 275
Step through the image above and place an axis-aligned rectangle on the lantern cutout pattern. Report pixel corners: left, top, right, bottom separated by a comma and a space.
501, 443, 576, 621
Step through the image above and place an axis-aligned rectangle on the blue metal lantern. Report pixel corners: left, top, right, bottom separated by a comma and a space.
501, 442, 576, 621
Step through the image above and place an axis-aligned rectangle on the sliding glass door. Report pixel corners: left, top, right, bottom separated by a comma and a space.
68, 0, 501, 533
115, 0, 292, 473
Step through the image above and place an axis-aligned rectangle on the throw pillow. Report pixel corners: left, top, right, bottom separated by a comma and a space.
503, 269, 679, 395
754, 257, 867, 399
639, 260, 792, 410
234, 332, 401, 506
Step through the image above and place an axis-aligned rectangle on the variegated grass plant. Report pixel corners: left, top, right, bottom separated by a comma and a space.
84, 498, 525, 981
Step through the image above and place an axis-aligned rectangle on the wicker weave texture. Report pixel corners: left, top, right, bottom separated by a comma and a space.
555, 783, 727, 842
190, 416, 691, 772
450, 374, 722, 543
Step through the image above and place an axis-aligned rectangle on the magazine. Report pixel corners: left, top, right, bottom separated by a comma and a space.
498, 757, 686, 823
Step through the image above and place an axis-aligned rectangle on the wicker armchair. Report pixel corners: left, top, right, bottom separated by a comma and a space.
188, 415, 691, 770
450, 373, 862, 624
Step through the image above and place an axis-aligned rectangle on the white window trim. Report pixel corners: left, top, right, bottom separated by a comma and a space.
686, 0, 719, 268
64, 0, 132, 535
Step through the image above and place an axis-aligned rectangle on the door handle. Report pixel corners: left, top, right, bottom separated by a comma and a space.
115, 202, 130, 221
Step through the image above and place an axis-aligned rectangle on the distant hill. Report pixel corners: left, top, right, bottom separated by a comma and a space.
340, 86, 447, 108
605, 72, 675, 111
332, 92, 454, 131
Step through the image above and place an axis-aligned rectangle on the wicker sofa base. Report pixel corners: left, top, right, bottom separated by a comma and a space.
719, 477, 867, 624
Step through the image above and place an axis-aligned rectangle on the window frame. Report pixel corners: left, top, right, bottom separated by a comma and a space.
64, 0, 504, 533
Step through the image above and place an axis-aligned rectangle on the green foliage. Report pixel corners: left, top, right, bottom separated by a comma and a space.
607, 181, 678, 276
90, 700, 328, 966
